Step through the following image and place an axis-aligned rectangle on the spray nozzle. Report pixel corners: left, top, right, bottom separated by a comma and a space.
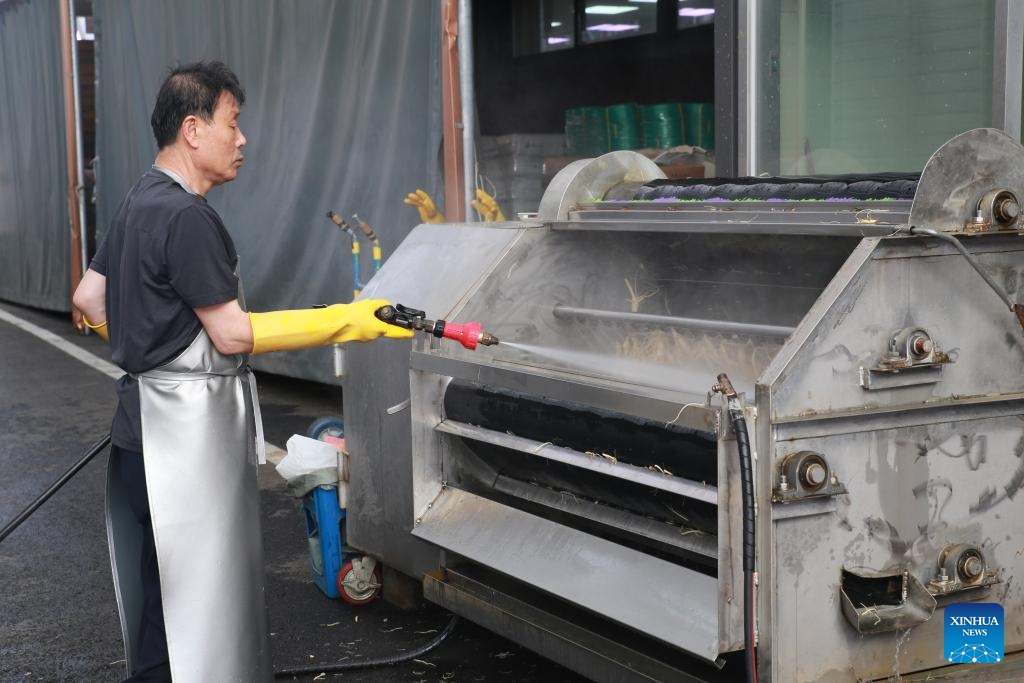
375, 303, 499, 350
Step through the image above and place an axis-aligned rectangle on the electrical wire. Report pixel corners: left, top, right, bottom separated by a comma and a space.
273, 614, 460, 678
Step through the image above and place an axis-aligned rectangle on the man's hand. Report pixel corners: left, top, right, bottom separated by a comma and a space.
403, 189, 444, 224
72, 268, 109, 342
471, 189, 505, 222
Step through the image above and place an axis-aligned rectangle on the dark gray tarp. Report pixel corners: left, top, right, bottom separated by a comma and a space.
0, 0, 71, 311
93, 0, 443, 383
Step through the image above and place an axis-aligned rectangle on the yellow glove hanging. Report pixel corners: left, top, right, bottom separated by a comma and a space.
83, 315, 109, 342
471, 188, 505, 222
403, 189, 445, 224
248, 299, 414, 354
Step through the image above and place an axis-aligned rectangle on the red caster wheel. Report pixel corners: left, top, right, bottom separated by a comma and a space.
337, 556, 382, 605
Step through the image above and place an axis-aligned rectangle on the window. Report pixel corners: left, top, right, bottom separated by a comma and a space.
754, 0, 996, 174
677, 0, 714, 29
514, 0, 705, 56
581, 1, 657, 44
514, 0, 575, 56
544, 0, 576, 51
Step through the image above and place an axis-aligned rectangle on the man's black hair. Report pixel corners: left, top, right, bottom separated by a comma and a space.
150, 61, 246, 149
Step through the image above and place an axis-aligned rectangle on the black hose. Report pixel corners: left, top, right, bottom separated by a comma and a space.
273, 614, 460, 678
727, 403, 758, 683
0, 433, 111, 545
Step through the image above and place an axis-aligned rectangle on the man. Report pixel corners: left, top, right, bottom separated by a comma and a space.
72, 61, 411, 682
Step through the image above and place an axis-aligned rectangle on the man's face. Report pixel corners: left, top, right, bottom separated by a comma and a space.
194, 91, 246, 187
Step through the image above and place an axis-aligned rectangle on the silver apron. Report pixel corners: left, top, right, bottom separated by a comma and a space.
106, 329, 271, 682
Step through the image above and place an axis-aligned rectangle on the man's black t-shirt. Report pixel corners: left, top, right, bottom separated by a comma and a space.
90, 169, 239, 450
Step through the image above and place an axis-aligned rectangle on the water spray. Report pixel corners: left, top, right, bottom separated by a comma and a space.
375, 303, 499, 350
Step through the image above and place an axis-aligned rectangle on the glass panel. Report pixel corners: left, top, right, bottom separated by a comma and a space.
581, 1, 657, 44
754, 0, 995, 175
543, 0, 575, 51
677, 0, 715, 29
514, 0, 576, 56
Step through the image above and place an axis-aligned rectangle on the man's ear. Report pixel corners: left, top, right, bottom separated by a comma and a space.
181, 115, 201, 149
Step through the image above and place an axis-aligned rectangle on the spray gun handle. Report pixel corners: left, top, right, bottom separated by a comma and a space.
374, 303, 499, 350
374, 304, 405, 326
395, 303, 426, 319
375, 303, 446, 339
375, 303, 427, 329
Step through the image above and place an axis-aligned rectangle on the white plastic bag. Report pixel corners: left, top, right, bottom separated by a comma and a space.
276, 434, 340, 498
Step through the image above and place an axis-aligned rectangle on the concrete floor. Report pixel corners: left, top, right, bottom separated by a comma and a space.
0, 302, 585, 683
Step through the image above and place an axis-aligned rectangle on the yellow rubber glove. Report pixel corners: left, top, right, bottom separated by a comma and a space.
248, 299, 414, 354
403, 189, 444, 224
83, 315, 109, 342
471, 188, 505, 222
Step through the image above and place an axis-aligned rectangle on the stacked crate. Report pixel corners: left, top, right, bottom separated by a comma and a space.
477, 134, 566, 218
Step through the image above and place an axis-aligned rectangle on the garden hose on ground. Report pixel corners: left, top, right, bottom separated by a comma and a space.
0, 432, 111, 544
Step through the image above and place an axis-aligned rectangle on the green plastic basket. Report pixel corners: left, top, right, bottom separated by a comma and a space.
605, 103, 641, 151
682, 102, 715, 149
640, 103, 685, 148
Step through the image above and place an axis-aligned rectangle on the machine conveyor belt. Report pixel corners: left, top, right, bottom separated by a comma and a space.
632, 172, 920, 202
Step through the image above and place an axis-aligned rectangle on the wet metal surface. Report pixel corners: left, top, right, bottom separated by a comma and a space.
412, 487, 722, 662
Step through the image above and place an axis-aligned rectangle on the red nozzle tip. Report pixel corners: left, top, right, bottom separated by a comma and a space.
441, 321, 483, 350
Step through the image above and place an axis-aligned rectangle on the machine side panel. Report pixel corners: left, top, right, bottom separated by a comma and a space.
344, 224, 526, 578
766, 235, 1024, 681
770, 416, 1024, 682
771, 237, 1024, 420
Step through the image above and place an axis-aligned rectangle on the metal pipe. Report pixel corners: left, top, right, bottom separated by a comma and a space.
741, 0, 758, 176
68, 0, 88, 292
457, 0, 476, 221
440, 0, 465, 221
59, 0, 85, 329
552, 304, 795, 338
